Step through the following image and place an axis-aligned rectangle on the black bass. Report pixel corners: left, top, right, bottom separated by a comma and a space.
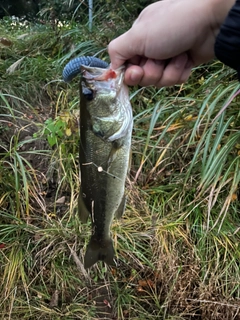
63, 56, 133, 268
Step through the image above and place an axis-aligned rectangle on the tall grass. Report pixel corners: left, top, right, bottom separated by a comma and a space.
0, 11, 240, 320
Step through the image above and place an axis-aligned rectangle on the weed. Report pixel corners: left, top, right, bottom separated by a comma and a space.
0, 12, 240, 320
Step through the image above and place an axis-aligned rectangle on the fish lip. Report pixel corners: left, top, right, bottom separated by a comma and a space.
81, 65, 125, 72
81, 65, 125, 80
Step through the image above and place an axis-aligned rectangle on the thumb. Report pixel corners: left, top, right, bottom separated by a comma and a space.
108, 30, 142, 69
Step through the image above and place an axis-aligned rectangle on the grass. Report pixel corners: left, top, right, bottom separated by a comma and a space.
0, 9, 240, 320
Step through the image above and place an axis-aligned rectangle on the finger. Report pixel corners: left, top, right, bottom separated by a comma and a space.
108, 30, 145, 70
155, 54, 192, 87
139, 59, 166, 87
122, 57, 147, 86
124, 65, 144, 86
124, 59, 166, 87
179, 65, 193, 84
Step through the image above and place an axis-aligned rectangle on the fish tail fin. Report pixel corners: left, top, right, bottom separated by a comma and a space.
84, 237, 116, 269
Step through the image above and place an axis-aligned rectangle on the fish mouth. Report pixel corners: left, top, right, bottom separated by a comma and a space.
80, 64, 132, 142
81, 65, 125, 93
81, 64, 125, 75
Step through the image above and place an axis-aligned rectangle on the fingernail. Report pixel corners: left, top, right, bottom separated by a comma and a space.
130, 69, 141, 82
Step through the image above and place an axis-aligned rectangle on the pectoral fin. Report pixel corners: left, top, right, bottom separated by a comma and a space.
115, 195, 126, 219
78, 191, 89, 223
107, 139, 123, 171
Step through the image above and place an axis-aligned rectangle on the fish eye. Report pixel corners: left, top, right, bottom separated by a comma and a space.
82, 87, 94, 101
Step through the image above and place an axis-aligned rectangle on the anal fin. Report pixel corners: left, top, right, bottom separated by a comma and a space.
115, 195, 126, 219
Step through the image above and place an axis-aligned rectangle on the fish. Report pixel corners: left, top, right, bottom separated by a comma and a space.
63, 56, 133, 269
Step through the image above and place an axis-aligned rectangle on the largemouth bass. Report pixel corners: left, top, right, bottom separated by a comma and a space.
63, 56, 133, 269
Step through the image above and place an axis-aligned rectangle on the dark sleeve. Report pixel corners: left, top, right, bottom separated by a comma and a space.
214, 0, 240, 78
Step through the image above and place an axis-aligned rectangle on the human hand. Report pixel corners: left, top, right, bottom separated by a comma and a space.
108, 0, 235, 87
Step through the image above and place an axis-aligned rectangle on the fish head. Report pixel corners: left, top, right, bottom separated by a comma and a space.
79, 64, 132, 142
80, 65, 126, 108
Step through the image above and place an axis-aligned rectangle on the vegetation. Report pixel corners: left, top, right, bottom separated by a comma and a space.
0, 4, 239, 320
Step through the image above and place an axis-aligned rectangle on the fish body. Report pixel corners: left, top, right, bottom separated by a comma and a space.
78, 65, 133, 269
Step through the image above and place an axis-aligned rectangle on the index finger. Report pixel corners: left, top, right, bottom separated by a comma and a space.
108, 30, 144, 69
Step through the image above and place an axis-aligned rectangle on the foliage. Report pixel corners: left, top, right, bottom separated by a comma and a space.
35, 112, 78, 147
0, 6, 240, 320
0, 0, 155, 23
